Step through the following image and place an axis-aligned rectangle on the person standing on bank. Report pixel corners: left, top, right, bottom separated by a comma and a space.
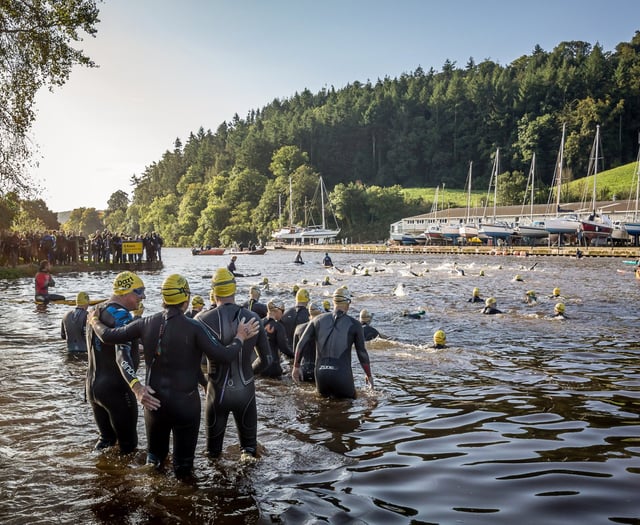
86, 271, 146, 454
88, 273, 259, 478
197, 268, 271, 461
292, 287, 373, 399
35, 259, 65, 304
61, 292, 91, 352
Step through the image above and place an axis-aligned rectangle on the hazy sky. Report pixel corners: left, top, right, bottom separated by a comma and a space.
30, 0, 640, 212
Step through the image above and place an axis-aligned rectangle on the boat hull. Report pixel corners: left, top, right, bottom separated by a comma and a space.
192, 248, 225, 256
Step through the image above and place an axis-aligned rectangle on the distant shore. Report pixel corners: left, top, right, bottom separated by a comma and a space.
0, 260, 163, 280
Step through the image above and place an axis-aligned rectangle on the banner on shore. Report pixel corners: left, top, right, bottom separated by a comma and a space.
122, 241, 143, 255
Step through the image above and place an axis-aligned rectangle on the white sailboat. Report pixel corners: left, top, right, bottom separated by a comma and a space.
272, 176, 303, 242
459, 162, 480, 240
545, 123, 581, 238
516, 153, 549, 239
299, 176, 341, 243
578, 125, 613, 244
478, 148, 514, 240
424, 185, 444, 242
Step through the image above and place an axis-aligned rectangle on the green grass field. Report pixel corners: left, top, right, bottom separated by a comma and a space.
402, 160, 639, 207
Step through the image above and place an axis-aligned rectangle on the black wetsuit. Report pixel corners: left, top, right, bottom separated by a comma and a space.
292, 321, 315, 382
254, 317, 292, 378
481, 306, 502, 314
280, 305, 310, 349
242, 299, 267, 319
362, 323, 380, 342
196, 303, 271, 458
295, 310, 372, 399
91, 306, 242, 476
86, 302, 139, 453
468, 296, 483, 303
61, 307, 88, 352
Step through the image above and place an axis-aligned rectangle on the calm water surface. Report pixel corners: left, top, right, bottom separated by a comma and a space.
1, 248, 639, 524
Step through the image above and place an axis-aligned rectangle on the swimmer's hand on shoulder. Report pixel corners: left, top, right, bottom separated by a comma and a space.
237, 317, 259, 341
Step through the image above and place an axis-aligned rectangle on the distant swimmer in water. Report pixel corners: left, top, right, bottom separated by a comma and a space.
322, 253, 333, 267
429, 329, 447, 349
322, 299, 331, 312
294, 250, 304, 264
402, 309, 425, 320
61, 292, 90, 352
468, 287, 483, 303
322, 276, 332, 286
359, 309, 380, 341
549, 287, 563, 299
481, 297, 502, 315
523, 290, 537, 305
393, 283, 407, 296
552, 302, 568, 320
513, 274, 524, 282
261, 277, 270, 292
452, 262, 465, 276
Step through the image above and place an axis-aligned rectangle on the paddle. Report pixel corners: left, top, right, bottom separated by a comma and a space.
202, 272, 261, 279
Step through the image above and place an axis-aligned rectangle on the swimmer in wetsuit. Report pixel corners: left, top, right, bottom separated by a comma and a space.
481, 297, 502, 314
468, 287, 483, 303
61, 291, 90, 352
359, 309, 380, 341
35, 259, 65, 304
253, 298, 293, 378
291, 302, 322, 382
89, 273, 258, 477
292, 287, 373, 399
86, 271, 146, 454
197, 268, 271, 461
280, 288, 310, 349
241, 285, 267, 319
185, 295, 205, 318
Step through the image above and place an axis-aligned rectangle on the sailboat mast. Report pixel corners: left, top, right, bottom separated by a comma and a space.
493, 148, 500, 220
530, 153, 536, 218
635, 132, 640, 220
465, 161, 473, 222
556, 123, 566, 212
591, 125, 601, 211
320, 176, 326, 229
288, 176, 294, 226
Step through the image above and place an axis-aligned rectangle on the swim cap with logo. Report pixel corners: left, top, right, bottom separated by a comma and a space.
191, 295, 205, 307
113, 271, 144, 296
211, 268, 236, 297
161, 274, 191, 305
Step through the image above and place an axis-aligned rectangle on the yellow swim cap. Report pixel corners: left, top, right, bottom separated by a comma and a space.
113, 271, 144, 296
267, 298, 285, 312
514, 275, 523, 281
486, 297, 496, 306
292, 284, 300, 294
76, 291, 90, 306
526, 290, 536, 297
322, 299, 331, 311
555, 302, 566, 314
161, 274, 191, 305
472, 287, 480, 296
262, 277, 269, 285
191, 295, 205, 307
359, 309, 372, 323
433, 329, 446, 346
323, 276, 331, 283
296, 288, 310, 303
553, 287, 561, 296
211, 268, 236, 297
333, 286, 351, 304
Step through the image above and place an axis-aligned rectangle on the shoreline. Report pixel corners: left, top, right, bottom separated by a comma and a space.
270, 243, 640, 258
0, 260, 163, 280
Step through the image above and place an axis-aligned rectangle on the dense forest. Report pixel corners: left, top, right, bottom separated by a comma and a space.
9, 31, 640, 245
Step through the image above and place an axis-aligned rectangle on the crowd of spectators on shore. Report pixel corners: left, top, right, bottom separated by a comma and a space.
0, 229, 163, 267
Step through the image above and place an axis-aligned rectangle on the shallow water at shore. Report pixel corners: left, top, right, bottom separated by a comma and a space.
1, 248, 639, 524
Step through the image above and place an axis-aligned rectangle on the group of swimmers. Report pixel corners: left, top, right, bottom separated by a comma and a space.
56, 266, 382, 479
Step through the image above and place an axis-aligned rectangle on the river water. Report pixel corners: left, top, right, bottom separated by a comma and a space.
1, 248, 639, 524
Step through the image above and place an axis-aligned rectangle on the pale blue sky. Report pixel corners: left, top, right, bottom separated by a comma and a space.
31, 0, 640, 211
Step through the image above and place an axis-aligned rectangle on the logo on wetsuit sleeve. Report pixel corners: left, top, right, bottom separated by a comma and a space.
120, 359, 137, 380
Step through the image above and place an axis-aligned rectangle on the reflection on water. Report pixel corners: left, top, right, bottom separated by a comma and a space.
1, 248, 639, 524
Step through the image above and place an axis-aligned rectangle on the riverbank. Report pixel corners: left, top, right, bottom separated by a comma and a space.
0, 260, 163, 280
271, 243, 640, 258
